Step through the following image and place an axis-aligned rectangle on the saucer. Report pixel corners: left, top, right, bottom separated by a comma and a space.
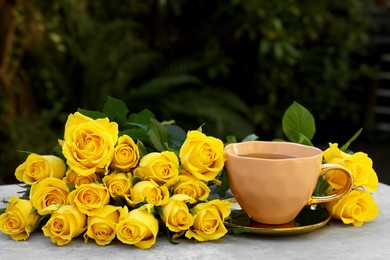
224, 198, 331, 236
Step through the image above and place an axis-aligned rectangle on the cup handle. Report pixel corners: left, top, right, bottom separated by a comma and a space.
308, 163, 353, 205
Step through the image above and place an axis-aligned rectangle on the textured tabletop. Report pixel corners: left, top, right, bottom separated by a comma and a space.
1, 183, 389, 260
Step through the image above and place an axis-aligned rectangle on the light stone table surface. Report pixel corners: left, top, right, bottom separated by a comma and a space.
1, 183, 389, 260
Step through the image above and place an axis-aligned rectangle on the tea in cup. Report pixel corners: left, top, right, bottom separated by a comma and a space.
224, 141, 353, 225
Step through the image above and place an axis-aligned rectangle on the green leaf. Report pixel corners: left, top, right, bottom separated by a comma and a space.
119, 129, 149, 143
227, 209, 250, 226
16, 183, 30, 189
35, 214, 51, 230
66, 183, 75, 192
154, 206, 164, 217
160, 120, 175, 126
148, 118, 169, 152
226, 135, 237, 144
113, 196, 126, 207
242, 134, 259, 142
52, 144, 65, 161
165, 229, 182, 245
136, 140, 148, 158
282, 101, 315, 144
165, 125, 187, 149
213, 169, 230, 199
78, 108, 107, 119
16, 150, 31, 155
17, 186, 31, 200
0, 207, 6, 215
228, 227, 247, 235
287, 133, 313, 146
196, 124, 205, 132
102, 96, 129, 122
340, 128, 363, 152
128, 109, 156, 129
132, 176, 142, 186
313, 176, 330, 196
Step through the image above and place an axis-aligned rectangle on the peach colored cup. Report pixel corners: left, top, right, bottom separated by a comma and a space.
224, 141, 353, 225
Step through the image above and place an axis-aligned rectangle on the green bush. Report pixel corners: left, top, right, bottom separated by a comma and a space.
0, 0, 375, 183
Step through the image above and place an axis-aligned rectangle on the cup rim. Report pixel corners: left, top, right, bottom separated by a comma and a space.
224, 141, 323, 160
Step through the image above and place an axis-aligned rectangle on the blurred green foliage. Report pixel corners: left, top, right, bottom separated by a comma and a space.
0, 0, 376, 183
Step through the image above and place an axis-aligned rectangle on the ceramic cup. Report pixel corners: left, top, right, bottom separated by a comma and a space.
224, 141, 353, 225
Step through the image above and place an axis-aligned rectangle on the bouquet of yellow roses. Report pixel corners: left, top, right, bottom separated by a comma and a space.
0, 98, 380, 247
0, 97, 231, 249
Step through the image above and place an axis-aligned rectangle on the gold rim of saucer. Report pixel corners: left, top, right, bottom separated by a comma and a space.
224, 198, 331, 236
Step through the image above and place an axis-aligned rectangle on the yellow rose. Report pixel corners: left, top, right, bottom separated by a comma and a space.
323, 143, 350, 165
172, 172, 210, 202
60, 112, 118, 176
84, 205, 127, 246
110, 135, 140, 172
42, 205, 87, 246
126, 180, 169, 207
133, 151, 179, 185
179, 131, 226, 182
102, 172, 132, 199
160, 194, 195, 233
0, 196, 40, 241
15, 153, 66, 185
323, 143, 379, 192
326, 189, 379, 227
324, 168, 350, 190
343, 152, 378, 192
63, 168, 99, 188
30, 177, 70, 215
116, 205, 159, 249
185, 199, 231, 241
68, 183, 110, 216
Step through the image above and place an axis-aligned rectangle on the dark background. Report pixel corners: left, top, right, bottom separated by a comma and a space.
1, 0, 390, 184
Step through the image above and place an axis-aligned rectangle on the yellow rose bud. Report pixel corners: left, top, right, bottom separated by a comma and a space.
160, 194, 195, 233
116, 206, 159, 249
323, 143, 350, 165
84, 205, 127, 246
102, 172, 132, 199
30, 177, 70, 215
68, 183, 110, 216
42, 205, 87, 246
172, 172, 210, 202
179, 131, 226, 182
134, 151, 179, 185
15, 154, 66, 185
326, 189, 379, 227
126, 180, 169, 207
110, 135, 139, 172
185, 199, 231, 241
61, 112, 118, 176
0, 196, 40, 241
63, 168, 99, 188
